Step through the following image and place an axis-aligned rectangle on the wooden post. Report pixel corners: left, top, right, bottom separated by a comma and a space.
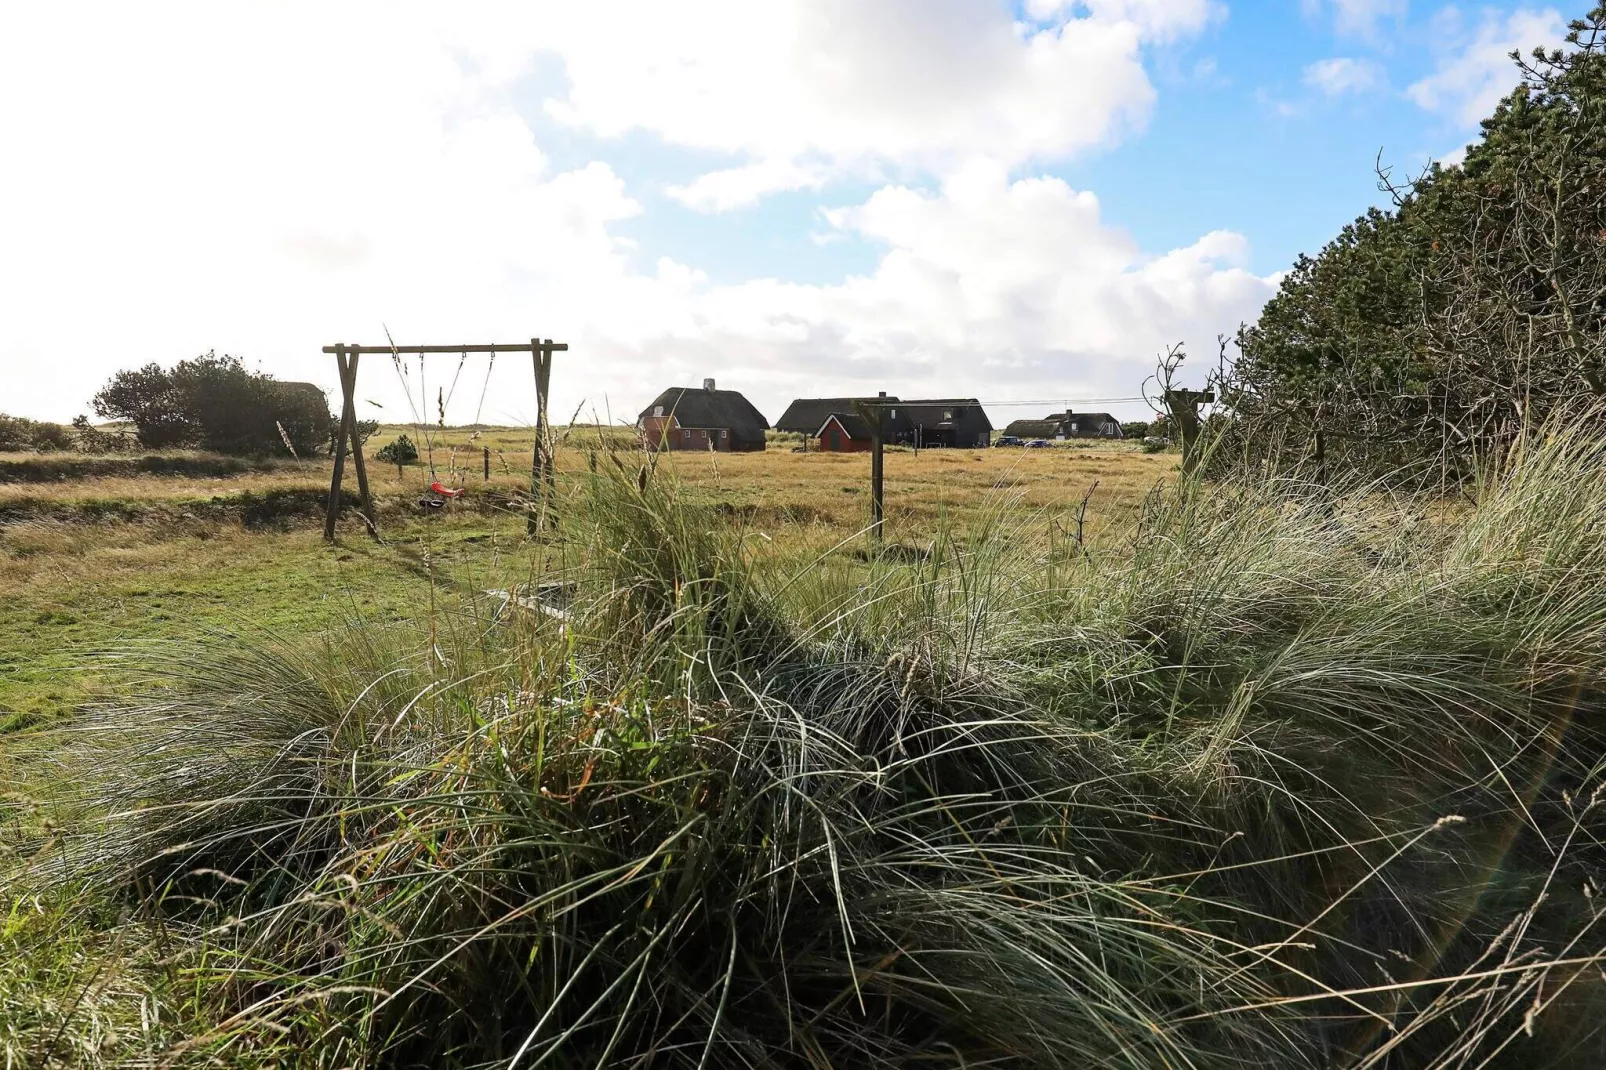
483, 446, 490, 481
324, 345, 352, 541
541, 341, 558, 505
855, 400, 885, 543
528, 338, 555, 535
871, 408, 884, 541
1164, 388, 1215, 477
344, 352, 377, 539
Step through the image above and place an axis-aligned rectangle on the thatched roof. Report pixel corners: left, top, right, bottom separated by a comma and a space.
775, 397, 901, 434
1003, 412, 1126, 439
638, 386, 770, 446
1003, 419, 1062, 439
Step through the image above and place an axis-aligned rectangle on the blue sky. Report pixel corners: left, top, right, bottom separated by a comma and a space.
0, 1, 1572, 423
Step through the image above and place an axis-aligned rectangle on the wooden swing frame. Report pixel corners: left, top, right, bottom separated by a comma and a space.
322, 339, 568, 541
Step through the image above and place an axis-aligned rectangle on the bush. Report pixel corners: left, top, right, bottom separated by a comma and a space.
92, 353, 335, 456
1121, 419, 1150, 439
8, 421, 1606, 1065
0, 414, 74, 452
69, 414, 134, 454
375, 433, 419, 466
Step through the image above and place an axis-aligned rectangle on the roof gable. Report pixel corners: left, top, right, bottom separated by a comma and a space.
817, 411, 873, 439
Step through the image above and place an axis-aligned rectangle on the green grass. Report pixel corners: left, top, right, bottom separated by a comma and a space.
0, 430, 1166, 725
4, 420, 1606, 1066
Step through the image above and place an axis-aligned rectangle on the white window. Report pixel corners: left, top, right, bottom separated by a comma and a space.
720, 429, 728, 439
944, 409, 954, 420
683, 429, 692, 442
1070, 422, 1079, 433
890, 409, 897, 419
654, 405, 664, 417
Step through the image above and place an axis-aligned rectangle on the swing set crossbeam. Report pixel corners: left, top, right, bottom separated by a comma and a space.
322, 337, 567, 542
323, 343, 567, 355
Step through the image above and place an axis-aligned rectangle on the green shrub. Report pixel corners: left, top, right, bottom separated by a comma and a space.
0, 413, 74, 452
92, 353, 334, 455
375, 433, 419, 466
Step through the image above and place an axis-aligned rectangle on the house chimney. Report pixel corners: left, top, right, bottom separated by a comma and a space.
703, 378, 716, 391
878, 390, 886, 397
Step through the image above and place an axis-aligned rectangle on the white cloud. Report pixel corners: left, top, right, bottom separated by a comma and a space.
0, 2, 1271, 425
1408, 7, 1567, 126
544, 0, 1218, 211
1302, 0, 1409, 38
667, 160, 828, 213
1303, 57, 1388, 95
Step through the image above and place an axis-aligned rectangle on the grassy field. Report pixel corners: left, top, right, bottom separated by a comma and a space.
0, 428, 1171, 725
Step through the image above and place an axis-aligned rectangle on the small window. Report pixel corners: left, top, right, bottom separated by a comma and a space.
944, 409, 954, 420
1070, 422, 1079, 433
683, 429, 691, 442
654, 405, 664, 417
890, 409, 897, 419
721, 429, 728, 439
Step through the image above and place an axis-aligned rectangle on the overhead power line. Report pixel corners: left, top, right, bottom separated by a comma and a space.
971, 397, 1147, 407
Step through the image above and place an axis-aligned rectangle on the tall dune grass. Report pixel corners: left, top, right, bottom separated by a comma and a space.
4, 425, 1606, 1067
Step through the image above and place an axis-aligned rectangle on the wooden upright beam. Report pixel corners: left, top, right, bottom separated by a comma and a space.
324, 345, 352, 541
528, 338, 558, 535
343, 352, 377, 539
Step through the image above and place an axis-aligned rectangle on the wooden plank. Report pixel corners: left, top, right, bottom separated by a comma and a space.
322, 343, 570, 355
323, 347, 352, 541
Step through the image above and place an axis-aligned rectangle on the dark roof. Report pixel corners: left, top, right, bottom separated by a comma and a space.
901, 399, 993, 432
1003, 412, 1126, 439
1002, 419, 1062, 439
1068, 412, 1123, 434
818, 411, 874, 439
637, 386, 770, 443
775, 397, 901, 434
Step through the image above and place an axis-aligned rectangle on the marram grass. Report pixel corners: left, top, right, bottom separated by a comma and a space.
5, 425, 1606, 1068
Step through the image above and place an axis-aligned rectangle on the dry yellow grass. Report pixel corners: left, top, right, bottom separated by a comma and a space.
0, 428, 1174, 720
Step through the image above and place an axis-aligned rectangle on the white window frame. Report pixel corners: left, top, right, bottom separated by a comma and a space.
654, 405, 664, 417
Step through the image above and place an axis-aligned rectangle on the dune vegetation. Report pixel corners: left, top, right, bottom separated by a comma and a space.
4, 419, 1606, 1068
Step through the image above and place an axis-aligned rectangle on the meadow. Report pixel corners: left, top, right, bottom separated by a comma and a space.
0, 427, 1166, 726
4, 423, 1605, 1068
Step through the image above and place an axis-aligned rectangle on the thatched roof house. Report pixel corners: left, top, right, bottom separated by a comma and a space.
637, 379, 770, 452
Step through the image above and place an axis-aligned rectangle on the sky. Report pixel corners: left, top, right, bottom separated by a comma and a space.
0, 0, 1573, 428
